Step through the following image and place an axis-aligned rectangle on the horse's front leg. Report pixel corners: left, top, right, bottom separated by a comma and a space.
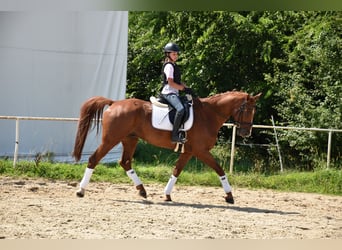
120, 136, 147, 198
196, 151, 234, 204
164, 153, 192, 201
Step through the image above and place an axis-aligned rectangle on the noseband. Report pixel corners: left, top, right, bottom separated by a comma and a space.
233, 99, 256, 128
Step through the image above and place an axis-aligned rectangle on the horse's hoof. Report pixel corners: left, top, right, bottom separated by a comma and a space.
225, 192, 234, 204
76, 188, 85, 198
164, 195, 172, 202
136, 185, 147, 198
139, 189, 147, 198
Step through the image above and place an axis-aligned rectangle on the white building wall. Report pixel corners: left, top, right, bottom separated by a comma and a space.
0, 12, 128, 162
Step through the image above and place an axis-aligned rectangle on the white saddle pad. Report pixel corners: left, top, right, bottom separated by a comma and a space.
150, 96, 194, 131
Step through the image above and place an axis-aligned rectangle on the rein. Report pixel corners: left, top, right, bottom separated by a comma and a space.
232, 99, 256, 128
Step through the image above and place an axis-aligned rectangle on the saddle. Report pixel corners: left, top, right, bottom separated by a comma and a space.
150, 95, 194, 131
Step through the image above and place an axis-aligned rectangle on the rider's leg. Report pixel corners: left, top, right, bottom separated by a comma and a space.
172, 107, 185, 143
162, 94, 185, 143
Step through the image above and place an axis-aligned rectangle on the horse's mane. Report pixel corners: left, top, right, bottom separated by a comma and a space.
202, 90, 247, 101
192, 91, 247, 108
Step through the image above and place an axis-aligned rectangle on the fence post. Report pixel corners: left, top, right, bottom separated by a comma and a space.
327, 130, 332, 169
13, 118, 20, 167
229, 125, 236, 174
271, 116, 283, 172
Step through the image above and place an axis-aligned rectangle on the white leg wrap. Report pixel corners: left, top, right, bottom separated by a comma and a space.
80, 168, 94, 189
164, 175, 178, 195
126, 169, 142, 186
219, 175, 232, 193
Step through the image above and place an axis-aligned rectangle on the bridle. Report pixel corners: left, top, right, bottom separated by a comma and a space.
233, 99, 256, 128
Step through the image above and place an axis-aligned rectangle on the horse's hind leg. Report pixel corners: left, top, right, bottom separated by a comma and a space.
76, 140, 118, 198
120, 136, 147, 198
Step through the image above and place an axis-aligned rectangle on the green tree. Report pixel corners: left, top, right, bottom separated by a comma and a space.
127, 12, 168, 99
127, 11, 342, 170
128, 11, 276, 102
264, 11, 341, 169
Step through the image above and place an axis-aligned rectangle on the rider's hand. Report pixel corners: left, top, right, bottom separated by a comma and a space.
184, 87, 194, 95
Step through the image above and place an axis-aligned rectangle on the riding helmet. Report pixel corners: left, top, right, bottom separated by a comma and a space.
164, 42, 180, 53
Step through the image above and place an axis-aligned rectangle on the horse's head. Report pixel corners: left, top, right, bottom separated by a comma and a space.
232, 93, 261, 137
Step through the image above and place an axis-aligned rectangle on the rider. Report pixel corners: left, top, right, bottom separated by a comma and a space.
160, 42, 191, 144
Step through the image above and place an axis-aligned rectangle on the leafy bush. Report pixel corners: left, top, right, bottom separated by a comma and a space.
128, 11, 341, 171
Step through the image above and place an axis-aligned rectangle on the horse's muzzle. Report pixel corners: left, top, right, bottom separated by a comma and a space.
237, 127, 252, 138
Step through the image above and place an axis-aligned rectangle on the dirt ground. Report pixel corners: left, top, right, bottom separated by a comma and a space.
0, 176, 341, 239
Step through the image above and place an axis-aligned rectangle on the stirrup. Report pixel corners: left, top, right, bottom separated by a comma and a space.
171, 137, 187, 144
171, 131, 187, 144
172, 131, 186, 153
174, 142, 185, 153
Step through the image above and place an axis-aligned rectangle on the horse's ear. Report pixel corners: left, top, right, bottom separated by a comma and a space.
254, 93, 262, 100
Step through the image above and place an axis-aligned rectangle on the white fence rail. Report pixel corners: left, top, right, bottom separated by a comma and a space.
1, 116, 78, 167
1, 115, 341, 171
222, 123, 341, 173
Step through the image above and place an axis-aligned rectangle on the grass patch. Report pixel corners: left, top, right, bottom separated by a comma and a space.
0, 159, 341, 196
231, 170, 342, 195
1, 140, 340, 195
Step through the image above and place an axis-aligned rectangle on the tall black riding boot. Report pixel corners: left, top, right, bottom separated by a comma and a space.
171, 110, 186, 144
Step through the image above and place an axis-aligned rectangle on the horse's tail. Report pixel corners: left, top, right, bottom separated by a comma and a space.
72, 96, 114, 162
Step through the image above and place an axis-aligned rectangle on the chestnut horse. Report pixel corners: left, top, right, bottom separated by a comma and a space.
73, 91, 261, 204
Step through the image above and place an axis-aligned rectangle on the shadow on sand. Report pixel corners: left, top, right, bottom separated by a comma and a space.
111, 199, 300, 215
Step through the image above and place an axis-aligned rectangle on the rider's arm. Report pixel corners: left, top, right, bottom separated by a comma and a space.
166, 77, 187, 90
